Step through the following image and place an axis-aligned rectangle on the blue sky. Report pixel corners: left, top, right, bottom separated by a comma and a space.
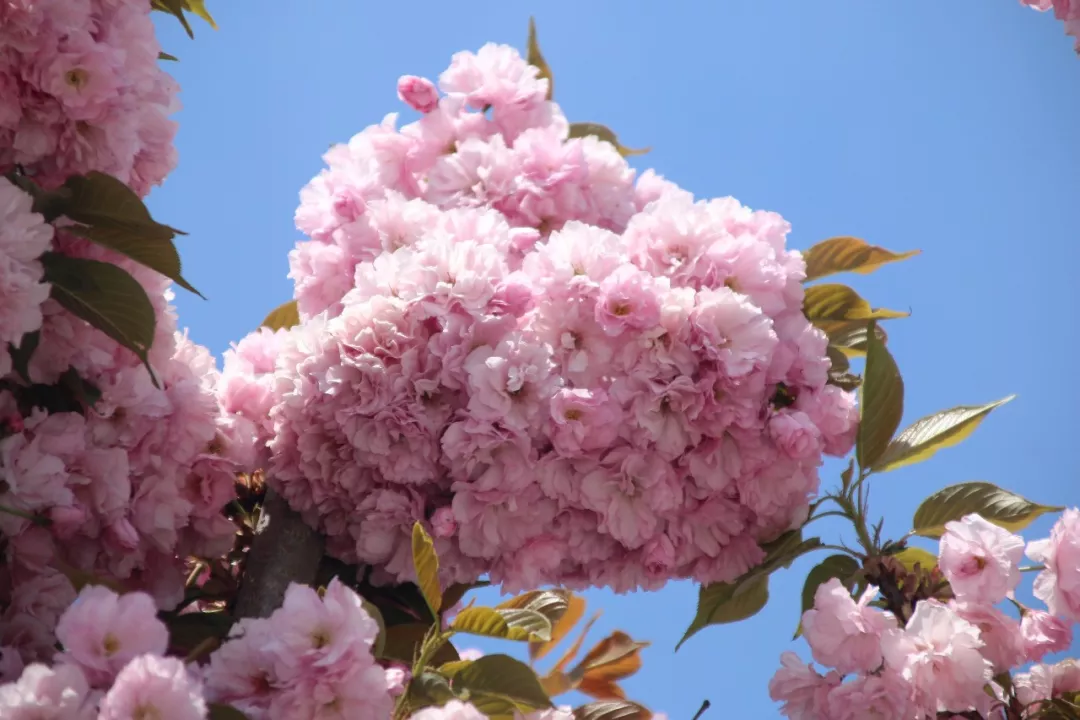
151, 2, 1079, 717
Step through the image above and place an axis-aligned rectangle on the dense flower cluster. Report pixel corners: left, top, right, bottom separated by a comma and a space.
0, 0, 178, 194
0, 0, 253, 677
769, 511, 1080, 719
1021, 0, 1080, 52
0, 582, 402, 719
220, 43, 858, 593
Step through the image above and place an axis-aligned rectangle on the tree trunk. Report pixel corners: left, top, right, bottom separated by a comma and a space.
233, 488, 325, 619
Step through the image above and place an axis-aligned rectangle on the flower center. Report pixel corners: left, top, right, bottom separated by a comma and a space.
311, 628, 331, 649
611, 302, 632, 317
563, 409, 583, 421
102, 633, 120, 656
64, 68, 89, 90
133, 705, 161, 720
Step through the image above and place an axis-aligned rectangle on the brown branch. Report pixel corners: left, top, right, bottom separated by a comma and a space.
233, 488, 325, 619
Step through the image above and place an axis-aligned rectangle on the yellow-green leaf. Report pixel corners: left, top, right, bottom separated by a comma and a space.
857, 320, 904, 471
912, 482, 1064, 539
803, 284, 909, 324
41, 253, 158, 383
530, 593, 585, 662
439, 660, 474, 677
527, 18, 553, 100
151, 0, 194, 37
498, 590, 569, 625
872, 396, 1015, 472
360, 598, 386, 659
795, 554, 860, 638
411, 522, 442, 616
824, 320, 888, 357
573, 701, 652, 720
568, 123, 650, 158
803, 236, 919, 281
677, 575, 769, 650
261, 300, 300, 331
892, 546, 938, 573
407, 671, 457, 710
454, 654, 553, 710
184, 0, 217, 28
450, 606, 551, 642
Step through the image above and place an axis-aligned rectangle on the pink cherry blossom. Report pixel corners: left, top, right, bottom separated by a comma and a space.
768, 652, 839, 720
802, 579, 896, 674
409, 700, 489, 720
824, 672, 913, 720
1021, 609, 1073, 662
1028, 508, 1080, 622
97, 655, 206, 720
398, 75, 440, 114
938, 513, 1024, 604
0, 662, 94, 720
55, 586, 168, 687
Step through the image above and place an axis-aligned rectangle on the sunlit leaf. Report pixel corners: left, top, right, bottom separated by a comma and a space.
411, 522, 442, 616
857, 320, 904, 470
570, 631, 647, 683
803, 236, 919, 281
261, 300, 300, 331
677, 576, 769, 650
530, 593, 585, 662
551, 614, 599, 674
450, 606, 552, 642
824, 320, 888, 357
527, 18, 554, 100
872, 396, 1015, 472
567, 123, 649, 158
803, 284, 908, 324
892, 546, 938, 573
184, 0, 217, 28
41, 253, 157, 384
576, 675, 626, 701
573, 701, 652, 720
912, 482, 1063, 539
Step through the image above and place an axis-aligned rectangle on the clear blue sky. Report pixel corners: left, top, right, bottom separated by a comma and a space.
151, 3, 1079, 717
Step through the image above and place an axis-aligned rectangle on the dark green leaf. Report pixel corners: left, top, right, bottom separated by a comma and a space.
360, 597, 387, 659
454, 654, 552, 711
159, 51, 179, 61
857, 320, 904, 470
442, 581, 490, 611
59, 368, 101, 410
208, 704, 248, 720
41, 253, 158, 385
381, 623, 460, 666
8, 331, 39, 382
677, 576, 769, 650
824, 320, 888, 358
912, 482, 1063, 538
407, 671, 458, 710
166, 612, 235, 656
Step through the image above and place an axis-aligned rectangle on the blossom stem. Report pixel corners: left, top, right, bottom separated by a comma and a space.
1018, 565, 1046, 573
0, 503, 49, 526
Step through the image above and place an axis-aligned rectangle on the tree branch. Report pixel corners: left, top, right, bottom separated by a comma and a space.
233, 488, 325, 619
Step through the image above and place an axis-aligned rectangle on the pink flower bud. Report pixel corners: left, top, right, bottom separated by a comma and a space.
397, 75, 439, 113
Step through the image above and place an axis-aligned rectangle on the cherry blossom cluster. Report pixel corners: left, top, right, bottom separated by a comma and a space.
769, 509, 1080, 719
0, 0, 253, 677
1021, 0, 1080, 52
220, 43, 858, 593
0, 580, 401, 719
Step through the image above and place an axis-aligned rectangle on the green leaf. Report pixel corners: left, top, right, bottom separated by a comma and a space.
795, 555, 860, 638
8, 331, 39, 382
803, 284, 909, 324
151, 0, 195, 37
677, 575, 769, 650
158, 51, 179, 61
442, 581, 491, 611
381, 623, 460, 666
454, 654, 553, 711
208, 704, 248, 720
41, 253, 158, 385
871, 396, 1015, 472
567, 123, 650, 158
803, 236, 920, 281
857, 320, 904, 470
59, 368, 101, 410
823, 320, 888, 358
166, 612, 235, 656
527, 18, 554, 100
261, 300, 300, 332
184, 0, 217, 28
51, 173, 200, 296
407, 671, 458, 710
450, 606, 552, 642
411, 522, 442, 617
911, 482, 1064, 539
892, 546, 938, 573
497, 589, 570, 626
574, 702, 653, 720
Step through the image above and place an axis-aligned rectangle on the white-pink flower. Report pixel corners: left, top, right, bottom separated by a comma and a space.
1028, 508, 1080, 622
98, 655, 206, 720
768, 652, 839, 720
802, 579, 896, 674
938, 513, 1024, 604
